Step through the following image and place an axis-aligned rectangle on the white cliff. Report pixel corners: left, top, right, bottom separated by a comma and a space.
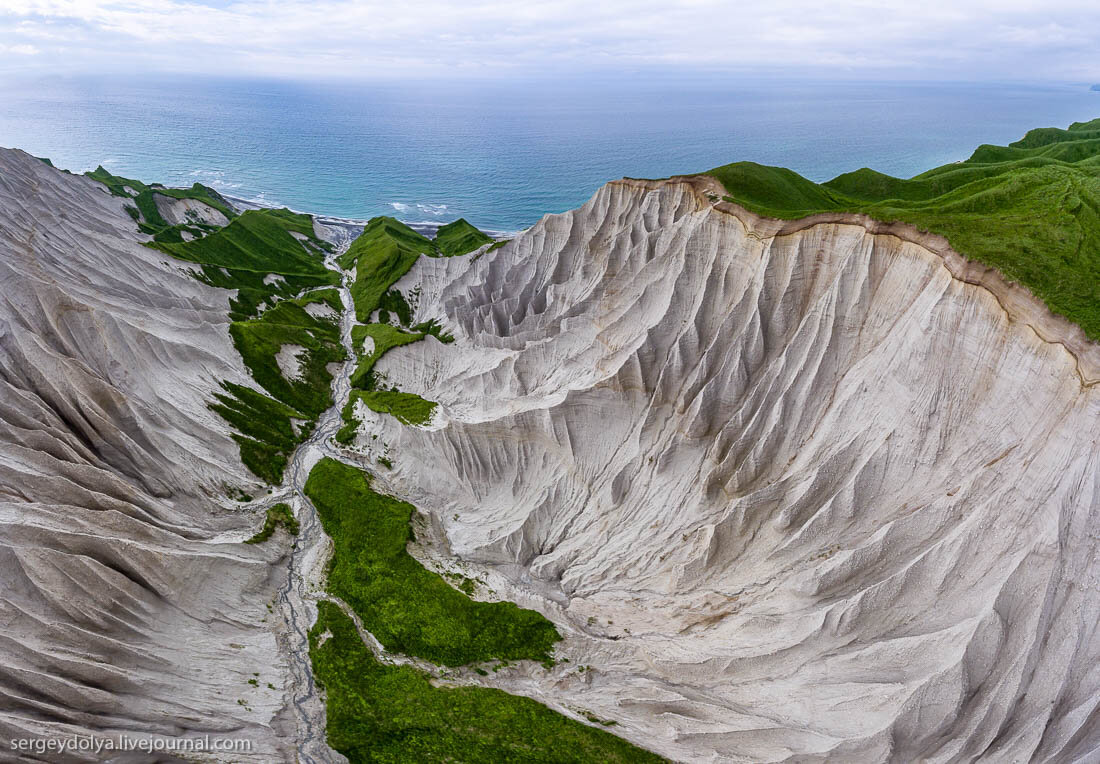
357, 177, 1100, 763
0, 149, 297, 762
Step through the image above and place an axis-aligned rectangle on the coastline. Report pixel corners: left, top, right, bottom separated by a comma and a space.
222, 192, 518, 241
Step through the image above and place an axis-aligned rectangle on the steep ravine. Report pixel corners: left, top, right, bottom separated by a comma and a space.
272, 225, 357, 764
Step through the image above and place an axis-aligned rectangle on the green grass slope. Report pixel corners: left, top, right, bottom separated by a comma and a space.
705, 118, 1100, 339
157, 208, 331, 278
305, 458, 561, 667
339, 217, 437, 322
310, 602, 664, 763
435, 218, 493, 256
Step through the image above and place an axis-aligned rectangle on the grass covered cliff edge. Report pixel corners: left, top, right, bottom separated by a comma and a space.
697, 118, 1100, 341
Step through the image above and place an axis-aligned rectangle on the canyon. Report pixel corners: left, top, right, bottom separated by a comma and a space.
1, 132, 1098, 762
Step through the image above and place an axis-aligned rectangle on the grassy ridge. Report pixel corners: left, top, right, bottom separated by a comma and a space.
339, 217, 436, 322
705, 118, 1100, 339
305, 458, 561, 666
87, 165, 236, 241
435, 218, 493, 257
310, 602, 664, 763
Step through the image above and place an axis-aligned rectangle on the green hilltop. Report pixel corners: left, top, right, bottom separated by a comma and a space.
434, 217, 494, 257
705, 118, 1100, 340
87, 165, 237, 242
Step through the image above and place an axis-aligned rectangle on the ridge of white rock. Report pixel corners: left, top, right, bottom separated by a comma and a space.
0, 149, 296, 762
360, 178, 1100, 763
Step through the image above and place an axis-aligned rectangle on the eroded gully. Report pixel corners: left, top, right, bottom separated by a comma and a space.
267, 223, 460, 762
269, 225, 359, 764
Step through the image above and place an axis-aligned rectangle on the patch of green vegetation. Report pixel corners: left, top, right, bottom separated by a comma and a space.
334, 393, 364, 446
704, 118, 1100, 339
583, 712, 619, 727
486, 238, 510, 252
339, 217, 437, 322
434, 218, 493, 257
377, 456, 393, 470
349, 323, 424, 389
310, 602, 662, 763
305, 459, 560, 666
210, 382, 303, 483
230, 299, 345, 415
358, 390, 437, 426
294, 288, 343, 313
377, 288, 413, 326
86, 165, 237, 236
413, 318, 455, 344
245, 503, 300, 543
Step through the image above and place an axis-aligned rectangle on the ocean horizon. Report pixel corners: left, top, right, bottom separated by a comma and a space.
1, 75, 1098, 232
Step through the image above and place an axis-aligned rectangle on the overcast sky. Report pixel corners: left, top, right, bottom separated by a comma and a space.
0, 0, 1097, 82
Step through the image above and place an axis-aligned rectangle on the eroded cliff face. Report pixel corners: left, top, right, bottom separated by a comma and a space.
0, 150, 294, 761
355, 178, 1100, 762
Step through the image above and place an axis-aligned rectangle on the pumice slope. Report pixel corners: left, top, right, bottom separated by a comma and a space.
350, 164, 1100, 761
0, 149, 298, 761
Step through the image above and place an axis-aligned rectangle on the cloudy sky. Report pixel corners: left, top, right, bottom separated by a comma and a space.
0, 0, 1097, 81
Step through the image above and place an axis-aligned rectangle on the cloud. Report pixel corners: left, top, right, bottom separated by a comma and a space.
0, 0, 1097, 80
0, 43, 40, 55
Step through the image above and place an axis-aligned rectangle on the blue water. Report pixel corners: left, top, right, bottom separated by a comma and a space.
0, 76, 1097, 231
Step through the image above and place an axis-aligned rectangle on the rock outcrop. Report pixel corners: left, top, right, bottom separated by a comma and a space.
0, 149, 293, 761
359, 177, 1100, 762
152, 192, 230, 227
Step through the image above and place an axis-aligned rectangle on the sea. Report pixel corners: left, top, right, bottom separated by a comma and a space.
0, 75, 1097, 233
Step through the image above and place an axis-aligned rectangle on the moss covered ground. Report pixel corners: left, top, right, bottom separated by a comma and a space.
310, 601, 664, 763
245, 503, 299, 543
305, 458, 560, 666
705, 118, 1100, 339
